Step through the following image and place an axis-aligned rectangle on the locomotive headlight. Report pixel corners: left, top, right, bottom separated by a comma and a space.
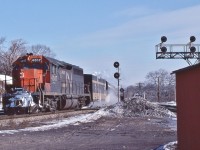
15, 95, 25, 106
16, 99, 23, 106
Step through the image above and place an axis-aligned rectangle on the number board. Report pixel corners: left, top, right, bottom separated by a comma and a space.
31, 58, 42, 63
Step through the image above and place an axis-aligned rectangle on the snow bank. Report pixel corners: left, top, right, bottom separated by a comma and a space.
164, 141, 177, 150
155, 141, 177, 150
105, 98, 176, 118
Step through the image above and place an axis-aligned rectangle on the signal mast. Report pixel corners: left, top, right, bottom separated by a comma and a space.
113, 61, 120, 102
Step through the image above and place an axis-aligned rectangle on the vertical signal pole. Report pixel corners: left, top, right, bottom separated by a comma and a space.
114, 62, 120, 102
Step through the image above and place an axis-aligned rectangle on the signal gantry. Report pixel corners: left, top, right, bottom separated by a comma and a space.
155, 36, 200, 65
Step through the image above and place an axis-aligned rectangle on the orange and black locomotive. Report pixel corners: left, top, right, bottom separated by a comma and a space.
3, 53, 109, 114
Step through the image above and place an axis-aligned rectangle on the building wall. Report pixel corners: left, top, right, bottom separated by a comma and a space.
176, 67, 200, 150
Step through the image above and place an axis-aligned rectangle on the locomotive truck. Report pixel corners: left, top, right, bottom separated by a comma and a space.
2, 53, 109, 114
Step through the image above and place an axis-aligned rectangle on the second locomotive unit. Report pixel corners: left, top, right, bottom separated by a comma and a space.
3, 53, 109, 114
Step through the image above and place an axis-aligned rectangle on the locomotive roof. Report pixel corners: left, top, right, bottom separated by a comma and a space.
45, 56, 83, 70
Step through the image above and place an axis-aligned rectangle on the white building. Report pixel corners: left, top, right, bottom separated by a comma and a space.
0, 75, 13, 85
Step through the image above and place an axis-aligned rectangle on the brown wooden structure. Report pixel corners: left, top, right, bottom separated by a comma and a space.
173, 64, 200, 150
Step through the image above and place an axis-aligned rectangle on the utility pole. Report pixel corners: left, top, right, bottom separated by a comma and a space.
157, 77, 160, 102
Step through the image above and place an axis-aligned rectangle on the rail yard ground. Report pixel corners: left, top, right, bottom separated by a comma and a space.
0, 99, 177, 150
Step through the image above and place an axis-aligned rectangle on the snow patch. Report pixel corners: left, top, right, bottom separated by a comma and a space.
0, 108, 110, 134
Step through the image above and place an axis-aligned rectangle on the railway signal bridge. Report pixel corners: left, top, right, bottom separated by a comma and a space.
155, 36, 200, 65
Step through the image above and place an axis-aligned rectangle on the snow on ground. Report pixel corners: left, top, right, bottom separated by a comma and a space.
160, 101, 176, 106
155, 141, 177, 150
164, 141, 177, 150
0, 97, 176, 135
0, 108, 110, 134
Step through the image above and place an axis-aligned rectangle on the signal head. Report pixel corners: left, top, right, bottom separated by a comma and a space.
161, 46, 167, 53
114, 72, 120, 79
161, 36, 167, 43
190, 46, 196, 53
120, 88, 124, 92
190, 36, 196, 42
114, 61, 119, 68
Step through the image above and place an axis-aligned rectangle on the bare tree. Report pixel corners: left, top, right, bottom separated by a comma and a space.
0, 37, 5, 46
146, 69, 169, 85
0, 37, 56, 76
125, 82, 146, 99
30, 44, 55, 58
0, 39, 27, 75
125, 85, 136, 98
145, 69, 175, 102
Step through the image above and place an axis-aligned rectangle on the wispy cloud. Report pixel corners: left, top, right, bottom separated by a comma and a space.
112, 6, 159, 18
66, 5, 200, 48
59, 5, 200, 85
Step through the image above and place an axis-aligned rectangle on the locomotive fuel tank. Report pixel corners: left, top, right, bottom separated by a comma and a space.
58, 95, 80, 110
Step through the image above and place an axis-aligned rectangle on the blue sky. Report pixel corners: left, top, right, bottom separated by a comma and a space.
1, 0, 200, 86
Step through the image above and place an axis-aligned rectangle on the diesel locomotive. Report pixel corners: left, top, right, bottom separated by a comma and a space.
2, 53, 109, 114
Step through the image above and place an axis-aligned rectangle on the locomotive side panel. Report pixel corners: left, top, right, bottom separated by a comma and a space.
48, 63, 84, 95
59, 67, 72, 94
49, 63, 62, 93
41, 57, 85, 110
73, 67, 84, 96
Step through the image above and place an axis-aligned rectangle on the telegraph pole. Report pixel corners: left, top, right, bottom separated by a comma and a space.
157, 77, 160, 102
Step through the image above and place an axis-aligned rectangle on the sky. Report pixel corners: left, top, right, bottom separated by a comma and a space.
1, 0, 200, 86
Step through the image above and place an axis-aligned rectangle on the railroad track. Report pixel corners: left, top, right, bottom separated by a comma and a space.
0, 108, 99, 128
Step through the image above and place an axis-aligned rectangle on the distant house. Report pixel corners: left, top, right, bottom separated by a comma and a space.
173, 64, 200, 150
